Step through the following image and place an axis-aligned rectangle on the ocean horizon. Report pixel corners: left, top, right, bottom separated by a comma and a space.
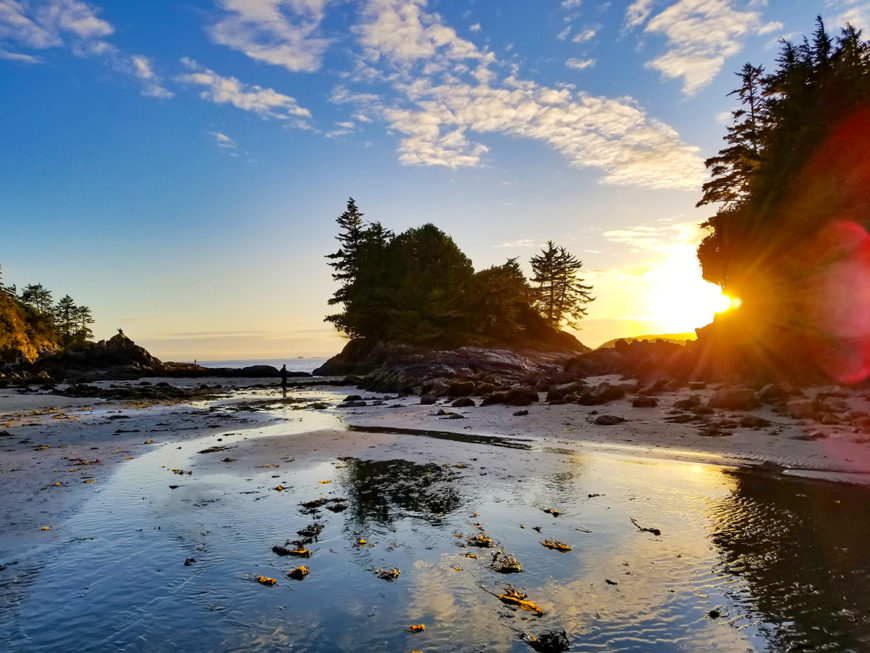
194, 358, 329, 374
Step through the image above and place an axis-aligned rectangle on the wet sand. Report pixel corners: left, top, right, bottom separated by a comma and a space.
4, 378, 870, 650
3, 375, 870, 552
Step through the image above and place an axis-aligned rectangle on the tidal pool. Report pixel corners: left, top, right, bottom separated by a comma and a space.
2, 409, 870, 652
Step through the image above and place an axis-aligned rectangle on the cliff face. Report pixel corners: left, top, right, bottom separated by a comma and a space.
0, 293, 58, 364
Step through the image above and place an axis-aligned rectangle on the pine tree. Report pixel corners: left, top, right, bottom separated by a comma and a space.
697, 63, 765, 210
74, 305, 94, 341
54, 295, 77, 341
20, 283, 53, 314
530, 241, 594, 329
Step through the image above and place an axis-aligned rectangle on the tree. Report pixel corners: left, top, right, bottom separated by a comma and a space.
530, 241, 594, 329
697, 63, 765, 210
54, 295, 77, 341
20, 283, 53, 314
74, 305, 94, 341
324, 197, 394, 339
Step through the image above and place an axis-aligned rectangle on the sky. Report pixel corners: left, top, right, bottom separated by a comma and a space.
1, 0, 867, 360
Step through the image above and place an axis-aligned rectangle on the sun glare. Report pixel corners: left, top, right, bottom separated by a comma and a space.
644, 246, 735, 333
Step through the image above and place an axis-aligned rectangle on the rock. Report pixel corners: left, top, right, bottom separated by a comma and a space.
738, 415, 772, 428
688, 381, 707, 390
481, 391, 508, 406
344, 394, 362, 401
513, 409, 529, 416
708, 388, 759, 411
475, 382, 496, 395
420, 394, 437, 405
632, 396, 658, 408
579, 382, 625, 405
342, 400, 366, 408
506, 387, 538, 406
594, 415, 625, 425
451, 397, 475, 408
757, 383, 788, 403
674, 397, 700, 411
447, 380, 475, 397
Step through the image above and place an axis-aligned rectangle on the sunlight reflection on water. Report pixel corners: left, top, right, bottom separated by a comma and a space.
2, 407, 870, 652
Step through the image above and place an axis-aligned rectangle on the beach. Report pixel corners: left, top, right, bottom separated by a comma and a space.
3, 376, 870, 650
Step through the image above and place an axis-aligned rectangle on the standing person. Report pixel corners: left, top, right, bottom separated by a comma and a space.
280, 364, 288, 397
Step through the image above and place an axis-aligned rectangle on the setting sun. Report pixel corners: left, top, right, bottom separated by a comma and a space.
645, 245, 734, 333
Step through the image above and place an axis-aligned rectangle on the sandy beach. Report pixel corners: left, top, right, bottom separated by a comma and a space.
3, 374, 870, 550
4, 377, 870, 650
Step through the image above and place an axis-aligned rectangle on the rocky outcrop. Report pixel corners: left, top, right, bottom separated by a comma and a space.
314, 340, 586, 395
1, 332, 312, 384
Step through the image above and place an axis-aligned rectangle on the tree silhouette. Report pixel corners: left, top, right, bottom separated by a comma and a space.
530, 241, 594, 329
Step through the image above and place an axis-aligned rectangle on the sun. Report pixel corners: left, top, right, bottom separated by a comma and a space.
644, 246, 736, 333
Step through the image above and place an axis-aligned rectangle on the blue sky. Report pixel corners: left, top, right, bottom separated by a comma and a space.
1, 0, 865, 359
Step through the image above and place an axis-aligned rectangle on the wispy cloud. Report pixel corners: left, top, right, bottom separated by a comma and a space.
129, 55, 174, 98
833, 0, 870, 33
209, 130, 239, 155
565, 57, 596, 70
208, 0, 332, 72
561, 0, 582, 9
625, 0, 656, 28
0, 0, 172, 97
336, 0, 705, 189
177, 58, 311, 124
492, 238, 545, 249
638, 0, 763, 96
357, 0, 491, 66
572, 28, 596, 42
469, 22, 481, 33
603, 218, 705, 252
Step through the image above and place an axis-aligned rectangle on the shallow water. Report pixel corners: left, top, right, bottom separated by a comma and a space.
2, 401, 870, 652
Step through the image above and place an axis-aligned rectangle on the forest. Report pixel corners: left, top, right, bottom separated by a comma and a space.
0, 265, 95, 362
324, 199, 593, 348
698, 17, 870, 352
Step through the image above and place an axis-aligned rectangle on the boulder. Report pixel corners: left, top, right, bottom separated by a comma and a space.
451, 397, 475, 408
594, 415, 626, 425
447, 380, 475, 397
631, 396, 658, 408
708, 388, 759, 411
420, 394, 437, 405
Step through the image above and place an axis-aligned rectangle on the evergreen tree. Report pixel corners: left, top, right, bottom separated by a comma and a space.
74, 305, 94, 341
20, 284, 53, 314
697, 63, 765, 210
54, 295, 77, 341
698, 17, 870, 297
530, 241, 594, 329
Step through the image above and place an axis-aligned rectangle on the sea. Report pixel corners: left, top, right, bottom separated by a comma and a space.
195, 358, 329, 374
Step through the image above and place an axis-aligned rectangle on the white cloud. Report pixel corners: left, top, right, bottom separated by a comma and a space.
557, 26, 571, 41
0, 0, 171, 97
572, 28, 596, 42
625, 0, 656, 28
469, 22, 481, 32
337, 0, 705, 189
357, 0, 492, 65
604, 219, 705, 252
493, 238, 545, 249
643, 0, 762, 96
129, 54, 174, 98
208, 0, 332, 72
0, 48, 40, 63
566, 57, 596, 70
757, 20, 783, 36
562, 0, 582, 8
177, 58, 311, 123
834, 1, 870, 33
210, 131, 238, 148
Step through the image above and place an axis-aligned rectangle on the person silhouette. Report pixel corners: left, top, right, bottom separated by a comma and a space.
280, 364, 288, 397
